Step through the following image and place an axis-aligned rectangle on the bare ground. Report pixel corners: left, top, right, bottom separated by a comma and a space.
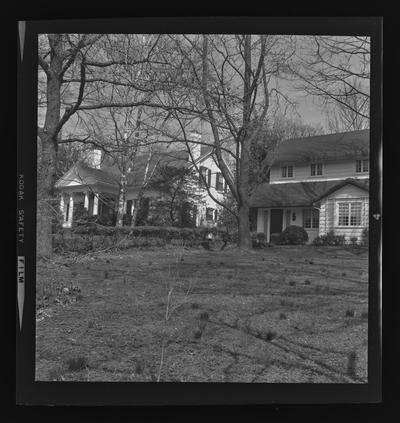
35, 245, 368, 383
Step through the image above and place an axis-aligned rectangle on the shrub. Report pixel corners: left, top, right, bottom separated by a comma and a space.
350, 236, 358, 246
276, 225, 308, 245
312, 231, 346, 246
361, 227, 369, 246
252, 232, 268, 249
269, 233, 281, 245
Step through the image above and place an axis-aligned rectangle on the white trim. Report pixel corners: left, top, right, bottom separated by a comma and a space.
270, 175, 369, 184
93, 193, 99, 216
84, 192, 89, 210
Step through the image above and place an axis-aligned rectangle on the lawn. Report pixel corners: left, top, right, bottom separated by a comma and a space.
35, 245, 368, 383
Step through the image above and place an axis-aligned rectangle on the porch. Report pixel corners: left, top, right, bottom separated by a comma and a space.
255, 206, 320, 243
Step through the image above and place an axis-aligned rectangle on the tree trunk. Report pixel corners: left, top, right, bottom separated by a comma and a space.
237, 203, 251, 249
236, 35, 252, 250
37, 36, 63, 258
115, 175, 127, 227
130, 190, 145, 228
37, 133, 59, 258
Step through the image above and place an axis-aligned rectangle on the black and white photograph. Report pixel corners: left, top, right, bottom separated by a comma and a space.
16, 17, 382, 404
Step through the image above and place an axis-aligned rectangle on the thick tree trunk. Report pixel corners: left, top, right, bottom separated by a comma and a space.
37, 133, 59, 258
37, 37, 63, 258
237, 139, 252, 249
237, 203, 251, 249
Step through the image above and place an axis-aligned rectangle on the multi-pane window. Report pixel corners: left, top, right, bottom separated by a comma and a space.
303, 209, 319, 229
199, 166, 209, 186
310, 163, 323, 176
282, 165, 293, 178
205, 207, 214, 221
338, 202, 362, 226
216, 172, 224, 191
355, 159, 369, 173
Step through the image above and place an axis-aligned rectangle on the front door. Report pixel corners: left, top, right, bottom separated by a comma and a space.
270, 209, 283, 235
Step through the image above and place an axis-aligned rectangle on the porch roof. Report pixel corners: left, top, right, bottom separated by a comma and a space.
55, 149, 194, 190
249, 178, 369, 208
55, 162, 120, 189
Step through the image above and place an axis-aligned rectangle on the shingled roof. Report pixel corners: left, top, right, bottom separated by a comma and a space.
273, 129, 369, 164
55, 149, 204, 189
249, 179, 369, 208
55, 162, 120, 188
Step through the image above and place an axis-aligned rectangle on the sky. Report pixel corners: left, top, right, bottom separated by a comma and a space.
38, 34, 369, 138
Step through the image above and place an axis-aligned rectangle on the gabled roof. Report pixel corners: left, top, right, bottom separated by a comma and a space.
312, 178, 369, 203
55, 148, 216, 190
55, 162, 120, 188
273, 129, 369, 164
249, 178, 369, 208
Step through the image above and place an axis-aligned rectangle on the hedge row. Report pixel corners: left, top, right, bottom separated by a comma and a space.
53, 224, 237, 253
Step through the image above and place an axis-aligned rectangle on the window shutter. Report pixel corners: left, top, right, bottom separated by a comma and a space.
208, 169, 212, 187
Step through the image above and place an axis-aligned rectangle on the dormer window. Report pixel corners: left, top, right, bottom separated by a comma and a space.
310, 163, 323, 176
355, 159, 369, 173
282, 165, 293, 178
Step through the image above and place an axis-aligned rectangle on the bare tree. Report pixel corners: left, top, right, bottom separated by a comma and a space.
162, 34, 296, 249
37, 34, 170, 256
290, 36, 370, 123
325, 79, 369, 132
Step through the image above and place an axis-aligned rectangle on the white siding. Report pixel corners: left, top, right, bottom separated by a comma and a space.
319, 184, 369, 242
270, 159, 369, 184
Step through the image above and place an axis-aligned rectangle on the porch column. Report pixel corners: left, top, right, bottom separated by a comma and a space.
67, 194, 74, 227
93, 193, 99, 216
130, 200, 135, 215
59, 194, 67, 224
123, 200, 127, 214
84, 191, 89, 210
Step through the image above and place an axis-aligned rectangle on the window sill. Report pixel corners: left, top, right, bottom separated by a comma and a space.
335, 225, 365, 229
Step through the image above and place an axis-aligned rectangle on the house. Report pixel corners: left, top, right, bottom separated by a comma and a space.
55, 131, 228, 228
249, 129, 370, 243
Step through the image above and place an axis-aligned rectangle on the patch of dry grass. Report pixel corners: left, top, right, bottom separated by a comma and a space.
36, 246, 368, 383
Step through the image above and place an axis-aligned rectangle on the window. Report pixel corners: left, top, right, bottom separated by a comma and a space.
205, 207, 214, 221
338, 202, 362, 226
282, 165, 293, 178
216, 172, 224, 191
303, 209, 319, 229
207, 169, 212, 187
199, 166, 208, 186
355, 159, 369, 173
310, 163, 323, 176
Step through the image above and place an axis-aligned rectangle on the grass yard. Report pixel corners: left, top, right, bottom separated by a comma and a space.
36, 245, 368, 383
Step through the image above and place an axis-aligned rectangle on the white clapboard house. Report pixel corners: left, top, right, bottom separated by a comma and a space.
249, 129, 370, 243
55, 131, 229, 228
